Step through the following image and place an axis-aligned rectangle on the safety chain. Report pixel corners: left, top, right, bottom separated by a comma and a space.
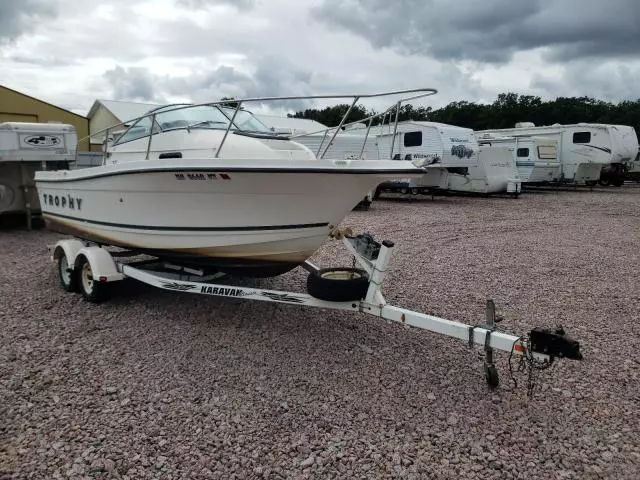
508, 336, 555, 397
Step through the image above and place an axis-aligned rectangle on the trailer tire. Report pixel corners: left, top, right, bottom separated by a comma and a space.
307, 268, 369, 302
77, 255, 110, 303
57, 252, 78, 293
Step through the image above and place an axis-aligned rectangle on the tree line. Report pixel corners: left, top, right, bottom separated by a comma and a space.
288, 93, 640, 133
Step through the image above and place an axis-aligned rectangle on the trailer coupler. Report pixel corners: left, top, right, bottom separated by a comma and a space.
529, 326, 583, 360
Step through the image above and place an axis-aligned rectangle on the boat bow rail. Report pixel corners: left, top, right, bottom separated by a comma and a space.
80, 88, 439, 164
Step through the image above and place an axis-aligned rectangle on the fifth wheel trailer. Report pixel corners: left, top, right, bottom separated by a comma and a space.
363, 122, 520, 196
0, 122, 77, 227
477, 123, 639, 186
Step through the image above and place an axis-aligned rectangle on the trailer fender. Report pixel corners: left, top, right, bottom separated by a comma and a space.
51, 239, 86, 265
74, 247, 124, 283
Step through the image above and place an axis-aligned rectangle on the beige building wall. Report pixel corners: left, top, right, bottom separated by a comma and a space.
89, 104, 123, 151
0, 85, 90, 151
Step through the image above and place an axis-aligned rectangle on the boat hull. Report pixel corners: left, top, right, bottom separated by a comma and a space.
36, 161, 418, 276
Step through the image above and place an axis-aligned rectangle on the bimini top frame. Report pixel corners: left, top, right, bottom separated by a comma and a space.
79, 88, 438, 164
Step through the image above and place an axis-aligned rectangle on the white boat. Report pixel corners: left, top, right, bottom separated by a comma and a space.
34, 89, 436, 277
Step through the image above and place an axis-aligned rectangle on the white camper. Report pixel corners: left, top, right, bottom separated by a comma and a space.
0, 122, 77, 226
476, 123, 639, 186
359, 122, 520, 196
476, 134, 561, 184
276, 119, 521, 197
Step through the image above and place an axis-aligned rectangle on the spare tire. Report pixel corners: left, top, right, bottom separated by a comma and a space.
307, 267, 369, 302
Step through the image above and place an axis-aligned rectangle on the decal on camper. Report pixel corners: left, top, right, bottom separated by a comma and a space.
451, 145, 474, 159
22, 135, 62, 148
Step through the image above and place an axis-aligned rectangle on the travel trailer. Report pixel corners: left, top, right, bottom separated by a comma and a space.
0, 122, 77, 228
269, 119, 520, 197
476, 134, 561, 184
477, 122, 639, 186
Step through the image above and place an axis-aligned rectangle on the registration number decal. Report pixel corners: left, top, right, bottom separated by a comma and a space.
174, 173, 231, 181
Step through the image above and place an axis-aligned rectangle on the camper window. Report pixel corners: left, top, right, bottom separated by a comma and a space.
517, 148, 529, 157
573, 132, 591, 143
404, 131, 422, 147
537, 145, 557, 159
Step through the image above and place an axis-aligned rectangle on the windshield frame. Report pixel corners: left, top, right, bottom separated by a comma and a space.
112, 104, 272, 146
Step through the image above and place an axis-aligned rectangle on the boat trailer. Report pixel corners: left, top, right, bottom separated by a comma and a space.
49, 232, 582, 392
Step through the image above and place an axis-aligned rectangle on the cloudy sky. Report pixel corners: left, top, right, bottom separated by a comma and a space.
1, 0, 640, 116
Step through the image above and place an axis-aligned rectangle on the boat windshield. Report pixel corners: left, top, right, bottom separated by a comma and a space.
154, 105, 271, 134
220, 107, 271, 133
114, 104, 272, 145
154, 105, 233, 131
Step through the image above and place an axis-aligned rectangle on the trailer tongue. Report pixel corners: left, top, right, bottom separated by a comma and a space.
49, 231, 582, 394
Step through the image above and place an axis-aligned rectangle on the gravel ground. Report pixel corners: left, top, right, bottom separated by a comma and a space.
1, 186, 640, 479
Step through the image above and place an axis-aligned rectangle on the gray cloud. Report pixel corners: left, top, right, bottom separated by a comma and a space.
6, 54, 78, 67
3, 0, 640, 119
102, 66, 165, 103
314, 0, 640, 63
532, 61, 640, 102
173, 57, 314, 109
176, 0, 256, 10
0, 0, 58, 43
100, 56, 314, 110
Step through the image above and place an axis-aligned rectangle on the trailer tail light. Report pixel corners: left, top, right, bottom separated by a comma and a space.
99, 276, 107, 282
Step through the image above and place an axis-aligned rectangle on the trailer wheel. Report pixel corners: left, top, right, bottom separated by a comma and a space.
57, 252, 78, 293
307, 267, 369, 302
485, 363, 499, 389
77, 255, 109, 303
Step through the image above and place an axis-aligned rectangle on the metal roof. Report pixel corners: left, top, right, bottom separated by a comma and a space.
87, 99, 163, 124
